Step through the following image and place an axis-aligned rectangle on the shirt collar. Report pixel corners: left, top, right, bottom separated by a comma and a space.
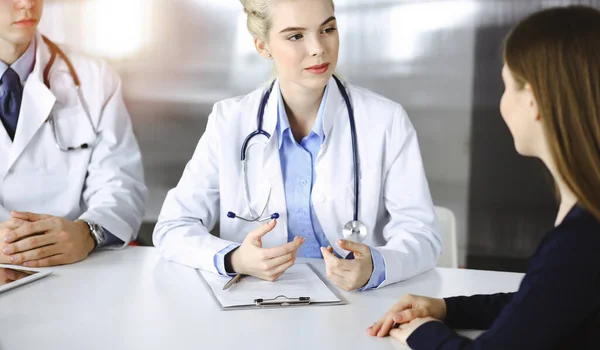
276, 82, 329, 149
0, 37, 36, 86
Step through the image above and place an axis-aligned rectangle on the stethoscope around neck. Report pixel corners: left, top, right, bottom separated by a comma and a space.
226, 75, 368, 242
42, 35, 99, 152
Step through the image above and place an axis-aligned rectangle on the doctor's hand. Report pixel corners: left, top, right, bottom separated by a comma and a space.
229, 220, 305, 281
367, 294, 447, 337
2, 212, 95, 267
0, 217, 31, 264
320, 239, 373, 291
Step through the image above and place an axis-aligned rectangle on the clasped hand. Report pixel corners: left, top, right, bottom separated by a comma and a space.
0, 211, 94, 267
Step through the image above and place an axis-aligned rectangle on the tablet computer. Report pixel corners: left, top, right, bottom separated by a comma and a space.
0, 264, 53, 293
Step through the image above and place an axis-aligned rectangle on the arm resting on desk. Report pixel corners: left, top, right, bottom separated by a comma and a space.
376, 106, 442, 288
407, 230, 600, 349
443, 293, 514, 330
78, 61, 147, 247
153, 104, 241, 274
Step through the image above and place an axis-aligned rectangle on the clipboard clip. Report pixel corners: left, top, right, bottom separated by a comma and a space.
254, 295, 311, 307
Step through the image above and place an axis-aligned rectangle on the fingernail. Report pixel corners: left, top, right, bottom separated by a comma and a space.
3, 246, 11, 254
4, 234, 12, 242
10, 255, 17, 263
23, 262, 32, 267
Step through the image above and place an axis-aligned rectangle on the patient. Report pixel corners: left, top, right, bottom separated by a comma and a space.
368, 5, 600, 349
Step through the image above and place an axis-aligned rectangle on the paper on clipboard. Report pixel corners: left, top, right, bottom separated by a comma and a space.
199, 263, 343, 309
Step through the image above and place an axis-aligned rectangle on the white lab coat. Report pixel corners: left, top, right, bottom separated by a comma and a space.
0, 33, 147, 246
154, 76, 441, 287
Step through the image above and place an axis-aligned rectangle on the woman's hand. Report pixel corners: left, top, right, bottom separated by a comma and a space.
230, 220, 305, 281
389, 317, 440, 344
367, 294, 447, 337
321, 240, 373, 291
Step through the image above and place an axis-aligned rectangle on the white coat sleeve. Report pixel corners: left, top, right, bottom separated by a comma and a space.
376, 105, 442, 288
152, 103, 239, 274
78, 62, 148, 247
0, 206, 10, 221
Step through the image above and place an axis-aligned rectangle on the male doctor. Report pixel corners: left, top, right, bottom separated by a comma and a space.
0, 0, 147, 267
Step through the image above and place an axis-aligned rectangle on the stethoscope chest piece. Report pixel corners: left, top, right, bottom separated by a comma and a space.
342, 220, 368, 242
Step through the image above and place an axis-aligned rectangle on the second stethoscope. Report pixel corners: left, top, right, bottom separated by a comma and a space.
42, 36, 98, 152
227, 75, 368, 242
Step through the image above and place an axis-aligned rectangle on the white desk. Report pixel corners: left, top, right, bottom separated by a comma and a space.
0, 247, 523, 350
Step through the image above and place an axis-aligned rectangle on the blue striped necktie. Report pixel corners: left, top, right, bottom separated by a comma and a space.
0, 68, 23, 141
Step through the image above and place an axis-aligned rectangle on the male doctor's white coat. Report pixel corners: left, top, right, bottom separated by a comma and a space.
154, 77, 441, 287
0, 33, 147, 245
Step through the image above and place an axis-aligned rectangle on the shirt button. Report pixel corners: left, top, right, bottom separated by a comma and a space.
299, 209, 306, 215
300, 179, 308, 186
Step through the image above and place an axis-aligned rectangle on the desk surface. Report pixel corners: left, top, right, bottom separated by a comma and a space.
0, 247, 523, 350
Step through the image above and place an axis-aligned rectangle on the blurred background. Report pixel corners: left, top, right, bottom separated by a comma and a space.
40, 0, 600, 271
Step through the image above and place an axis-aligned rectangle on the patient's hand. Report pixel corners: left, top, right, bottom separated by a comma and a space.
368, 294, 447, 337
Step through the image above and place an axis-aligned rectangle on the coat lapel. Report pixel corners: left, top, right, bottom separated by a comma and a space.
260, 79, 288, 246
312, 76, 354, 256
8, 33, 56, 170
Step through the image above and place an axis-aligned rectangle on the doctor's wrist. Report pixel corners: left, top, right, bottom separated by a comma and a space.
75, 220, 96, 254
225, 247, 240, 274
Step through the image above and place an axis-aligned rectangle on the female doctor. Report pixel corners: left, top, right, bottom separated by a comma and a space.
0, 0, 147, 266
153, 0, 441, 291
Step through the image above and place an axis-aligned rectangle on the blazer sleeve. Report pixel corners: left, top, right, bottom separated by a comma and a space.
407, 230, 600, 349
443, 293, 515, 330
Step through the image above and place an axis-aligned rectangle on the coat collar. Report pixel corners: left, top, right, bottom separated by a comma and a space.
260, 75, 346, 154
276, 82, 329, 149
7, 32, 57, 169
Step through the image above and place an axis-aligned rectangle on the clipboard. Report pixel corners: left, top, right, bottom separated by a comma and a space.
254, 295, 311, 307
198, 263, 346, 310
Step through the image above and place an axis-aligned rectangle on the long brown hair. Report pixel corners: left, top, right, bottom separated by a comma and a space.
503, 6, 600, 221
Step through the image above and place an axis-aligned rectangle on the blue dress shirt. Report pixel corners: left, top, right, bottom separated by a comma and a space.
215, 82, 386, 290
0, 38, 120, 248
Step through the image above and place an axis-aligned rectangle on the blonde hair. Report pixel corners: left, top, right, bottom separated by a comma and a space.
240, 0, 335, 41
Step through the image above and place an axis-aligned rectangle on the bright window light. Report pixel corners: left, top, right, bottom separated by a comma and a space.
82, 0, 152, 60
388, 0, 478, 61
